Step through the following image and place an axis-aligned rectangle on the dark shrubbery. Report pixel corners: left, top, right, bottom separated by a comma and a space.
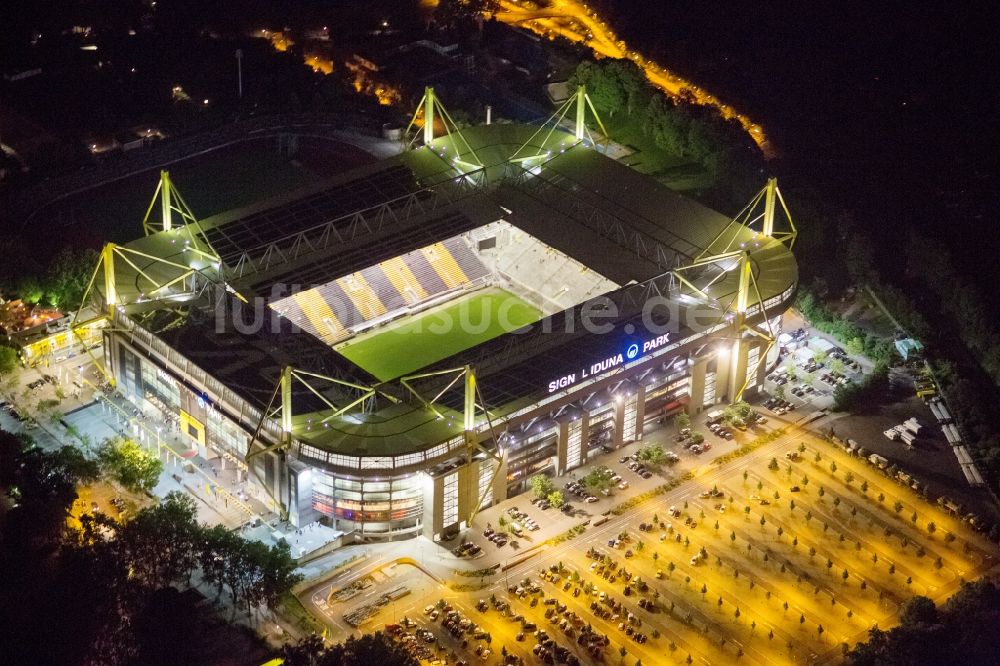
832, 364, 890, 412
849, 581, 1000, 665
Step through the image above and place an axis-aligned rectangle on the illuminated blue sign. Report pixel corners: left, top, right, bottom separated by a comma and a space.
547, 334, 670, 393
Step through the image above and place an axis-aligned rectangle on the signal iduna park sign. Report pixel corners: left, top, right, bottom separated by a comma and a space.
547, 334, 670, 393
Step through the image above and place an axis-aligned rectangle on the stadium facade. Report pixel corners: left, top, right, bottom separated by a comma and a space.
81, 90, 798, 541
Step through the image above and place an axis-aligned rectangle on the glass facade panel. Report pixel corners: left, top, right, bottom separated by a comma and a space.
566, 419, 582, 470
313, 472, 423, 529
746, 346, 760, 390
623, 395, 638, 444
478, 459, 494, 508
443, 472, 459, 527
704, 371, 717, 407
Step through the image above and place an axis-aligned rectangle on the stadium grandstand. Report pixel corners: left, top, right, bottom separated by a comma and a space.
72, 88, 798, 540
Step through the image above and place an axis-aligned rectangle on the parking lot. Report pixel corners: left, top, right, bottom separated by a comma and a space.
762, 327, 868, 414
455, 416, 771, 564
297, 417, 997, 665
766, 322, 1000, 523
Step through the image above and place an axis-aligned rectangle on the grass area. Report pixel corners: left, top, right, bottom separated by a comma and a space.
336, 288, 541, 381
277, 590, 323, 635
603, 114, 714, 191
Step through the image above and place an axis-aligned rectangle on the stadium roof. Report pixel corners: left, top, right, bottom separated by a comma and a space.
114, 122, 797, 457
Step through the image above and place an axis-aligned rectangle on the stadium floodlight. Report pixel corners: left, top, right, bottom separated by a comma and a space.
399, 365, 504, 524
697, 178, 797, 260
509, 85, 609, 165
403, 87, 483, 172
243, 365, 398, 520
70, 240, 227, 388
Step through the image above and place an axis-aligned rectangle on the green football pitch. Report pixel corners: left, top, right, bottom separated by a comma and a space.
335, 288, 541, 381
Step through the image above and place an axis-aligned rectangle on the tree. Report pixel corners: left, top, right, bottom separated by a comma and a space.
570, 61, 628, 118
894, 500, 904, 514
768, 457, 779, 471
723, 401, 755, 427
52, 445, 101, 484
0, 344, 18, 376
226, 537, 301, 620
547, 490, 564, 508
116, 492, 200, 590
199, 523, 239, 599
927, 522, 937, 535
434, 0, 499, 31
282, 632, 418, 666
45, 247, 100, 309
636, 443, 668, 466
0, 429, 80, 554
674, 413, 691, 431
581, 466, 615, 492
849, 582, 1000, 665
529, 474, 554, 499
97, 437, 163, 493
900, 596, 938, 626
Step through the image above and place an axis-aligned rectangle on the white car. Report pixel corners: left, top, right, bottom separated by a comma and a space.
585, 496, 598, 503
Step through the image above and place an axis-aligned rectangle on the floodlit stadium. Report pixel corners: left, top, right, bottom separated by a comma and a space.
77, 88, 798, 540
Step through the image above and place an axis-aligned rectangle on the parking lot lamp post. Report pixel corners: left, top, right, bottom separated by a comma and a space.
155, 425, 162, 456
